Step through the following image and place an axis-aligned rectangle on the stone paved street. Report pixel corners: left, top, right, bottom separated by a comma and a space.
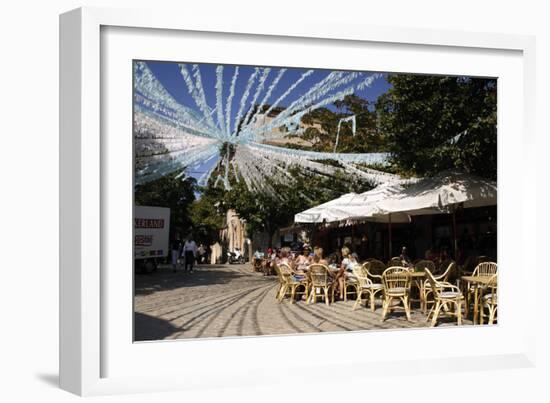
134, 263, 473, 341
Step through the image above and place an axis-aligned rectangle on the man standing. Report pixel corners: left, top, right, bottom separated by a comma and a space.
170, 234, 182, 273
182, 236, 198, 273
197, 244, 206, 264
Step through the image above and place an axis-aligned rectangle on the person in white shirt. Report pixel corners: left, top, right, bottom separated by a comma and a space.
335, 246, 359, 300
182, 237, 198, 273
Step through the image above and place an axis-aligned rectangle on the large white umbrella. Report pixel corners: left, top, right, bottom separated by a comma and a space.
294, 192, 365, 224
372, 171, 497, 216
294, 183, 411, 257
294, 183, 411, 224
372, 171, 497, 257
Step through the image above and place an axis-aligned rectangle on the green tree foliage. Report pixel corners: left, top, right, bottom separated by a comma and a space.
221, 166, 373, 245
376, 75, 497, 179
188, 185, 226, 246
134, 171, 197, 239
298, 94, 386, 153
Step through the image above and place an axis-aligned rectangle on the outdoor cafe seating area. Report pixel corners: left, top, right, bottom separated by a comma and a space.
258, 256, 497, 327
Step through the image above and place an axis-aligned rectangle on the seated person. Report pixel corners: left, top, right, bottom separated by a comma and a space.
312, 246, 329, 266
425, 246, 439, 262
400, 246, 412, 266
275, 246, 293, 267
253, 249, 264, 260
334, 247, 359, 299
294, 245, 312, 273
277, 246, 307, 281
262, 247, 276, 276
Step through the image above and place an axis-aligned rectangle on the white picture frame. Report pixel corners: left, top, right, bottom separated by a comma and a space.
60, 6, 537, 396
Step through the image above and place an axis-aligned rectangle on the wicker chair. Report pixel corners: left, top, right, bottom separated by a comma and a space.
352, 264, 383, 311
273, 264, 286, 301
366, 259, 386, 279
436, 258, 453, 275
410, 259, 435, 311
465, 261, 497, 317
381, 267, 412, 321
307, 264, 333, 306
421, 261, 456, 313
414, 259, 436, 273
424, 268, 464, 326
252, 258, 263, 272
479, 274, 498, 324
277, 263, 308, 304
474, 261, 498, 276
335, 271, 359, 302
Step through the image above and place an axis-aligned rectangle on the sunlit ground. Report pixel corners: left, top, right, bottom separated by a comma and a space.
133, 264, 478, 341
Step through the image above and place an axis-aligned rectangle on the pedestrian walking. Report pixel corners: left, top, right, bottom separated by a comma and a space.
198, 244, 206, 264
182, 236, 198, 273
170, 234, 182, 273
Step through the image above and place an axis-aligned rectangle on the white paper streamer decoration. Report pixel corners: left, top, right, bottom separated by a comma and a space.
134, 63, 414, 195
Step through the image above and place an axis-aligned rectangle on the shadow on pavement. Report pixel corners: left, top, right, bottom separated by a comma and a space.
134, 264, 273, 296
134, 312, 180, 341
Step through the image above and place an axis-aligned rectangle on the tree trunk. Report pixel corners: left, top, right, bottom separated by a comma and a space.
265, 223, 274, 249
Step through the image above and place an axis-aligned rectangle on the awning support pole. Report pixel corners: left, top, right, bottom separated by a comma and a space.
388, 213, 392, 260
452, 205, 458, 261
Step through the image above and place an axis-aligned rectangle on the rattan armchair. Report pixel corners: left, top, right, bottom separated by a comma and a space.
421, 261, 456, 313
479, 274, 498, 325
273, 264, 286, 301
474, 261, 497, 276
335, 271, 359, 302
424, 268, 464, 327
414, 259, 436, 272
436, 258, 453, 275
307, 264, 333, 306
381, 267, 412, 321
277, 263, 308, 304
352, 264, 383, 311
366, 259, 386, 279
410, 259, 435, 311
252, 257, 263, 272
465, 261, 497, 317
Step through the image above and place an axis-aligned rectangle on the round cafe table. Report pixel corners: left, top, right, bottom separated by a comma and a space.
461, 275, 496, 324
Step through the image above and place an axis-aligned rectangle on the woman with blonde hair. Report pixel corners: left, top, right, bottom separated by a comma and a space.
309, 246, 336, 288
312, 246, 329, 265
334, 246, 359, 300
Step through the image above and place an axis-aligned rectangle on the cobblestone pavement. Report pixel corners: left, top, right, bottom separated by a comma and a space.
134, 264, 473, 341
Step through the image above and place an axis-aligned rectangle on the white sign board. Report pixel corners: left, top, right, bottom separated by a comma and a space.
134, 206, 170, 259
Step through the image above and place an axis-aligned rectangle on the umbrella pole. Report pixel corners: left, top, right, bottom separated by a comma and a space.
452, 205, 457, 260
388, 213, 392, 259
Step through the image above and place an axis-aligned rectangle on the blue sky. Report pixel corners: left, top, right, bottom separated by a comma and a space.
144, 61, 392, 134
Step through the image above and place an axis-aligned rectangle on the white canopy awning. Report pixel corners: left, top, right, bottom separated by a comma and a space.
294, 183, 411, 224
294, 171, 496, 225
371, 171, 497, 217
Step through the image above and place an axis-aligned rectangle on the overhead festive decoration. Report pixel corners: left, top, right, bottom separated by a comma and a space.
133, 61, 414, 195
